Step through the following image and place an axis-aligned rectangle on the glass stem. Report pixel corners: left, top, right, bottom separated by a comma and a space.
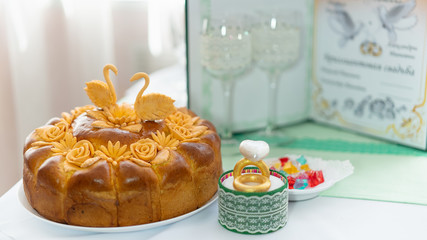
266, 70, 280, 135
221, 77, 235, 139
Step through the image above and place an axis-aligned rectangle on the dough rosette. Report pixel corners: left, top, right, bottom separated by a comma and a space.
166, 111, 195, 127
130, 139, 158, 167
66, 140, 97, 168
35, 121, 69, 142
168, 125, 207, 141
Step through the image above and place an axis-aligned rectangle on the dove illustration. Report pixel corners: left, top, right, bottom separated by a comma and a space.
378, 0, 417, 43
328, 3, 364, 47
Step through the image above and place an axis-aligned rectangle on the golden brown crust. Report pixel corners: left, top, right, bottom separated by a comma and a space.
152, 150, 198, 220
65, 160, 117, 227
33, 156, 66, 223
72, 113, 142, 148
23, 146, 55, 213
116, 160, 160, 226
23, 107, 222, 227
24, 146, 53, 174
199, 120, 217, 133
140, 120, 167, 139
24, 131, 38, 153
176, 138, 221, 207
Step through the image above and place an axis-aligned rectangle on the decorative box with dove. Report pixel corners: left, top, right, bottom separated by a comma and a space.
23, 64, 222, 227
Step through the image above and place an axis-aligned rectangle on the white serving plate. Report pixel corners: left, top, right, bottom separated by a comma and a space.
18, 184, 217, 233
264, 155, 354, 201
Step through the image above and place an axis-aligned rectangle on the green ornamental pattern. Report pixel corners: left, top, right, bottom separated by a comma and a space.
218, 187, 288, 234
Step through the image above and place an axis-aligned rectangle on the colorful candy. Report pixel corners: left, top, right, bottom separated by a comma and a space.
283, 161, 299, 175
287, 176, 296, 189
270, 155, 325, 189
307, 170, 324, 188
279, 157, 289, 165
294, 179, 308, 189
296, 156, 307, 165
300, 164, 311, 171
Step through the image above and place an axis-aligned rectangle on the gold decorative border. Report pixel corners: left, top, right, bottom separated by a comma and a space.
385, 75, 427, 140
312, 0, 427, 145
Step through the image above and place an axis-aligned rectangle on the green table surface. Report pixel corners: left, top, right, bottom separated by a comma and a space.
221, 121, 427, 205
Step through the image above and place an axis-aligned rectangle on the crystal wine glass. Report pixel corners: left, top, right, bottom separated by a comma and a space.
252, 11, 302, 137
200, 16, 252, 141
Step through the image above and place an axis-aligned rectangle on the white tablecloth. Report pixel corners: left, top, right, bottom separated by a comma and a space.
2, 64, 427, 239
0, 180, 426, 240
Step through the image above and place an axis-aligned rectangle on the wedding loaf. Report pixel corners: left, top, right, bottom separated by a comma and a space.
23, 65, 222, 227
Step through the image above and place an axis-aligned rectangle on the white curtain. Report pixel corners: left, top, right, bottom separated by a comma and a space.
0, 0, 185, 195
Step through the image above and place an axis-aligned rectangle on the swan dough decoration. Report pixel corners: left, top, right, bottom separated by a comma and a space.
130, 73, 176, 121
84, 64, 176, 131
85, 65, 118, 108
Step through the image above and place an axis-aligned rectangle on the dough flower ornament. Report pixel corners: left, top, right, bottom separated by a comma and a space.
50, 133, 78, 156
35, 131, 99, 168
148, 131, 178, 165
61, 105, 96, 125
129, 138, 158, 167
66, 140, 98, 168
165, 111, 200, 128
35, 131, 92, 163
34, 120, 69, 143
167, 124, 208, 142
95, 141, 131, 166
165, 111, 208, 142
88, 103, 141, 132
85, 64, 143, 133
151, 130, 180, 151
